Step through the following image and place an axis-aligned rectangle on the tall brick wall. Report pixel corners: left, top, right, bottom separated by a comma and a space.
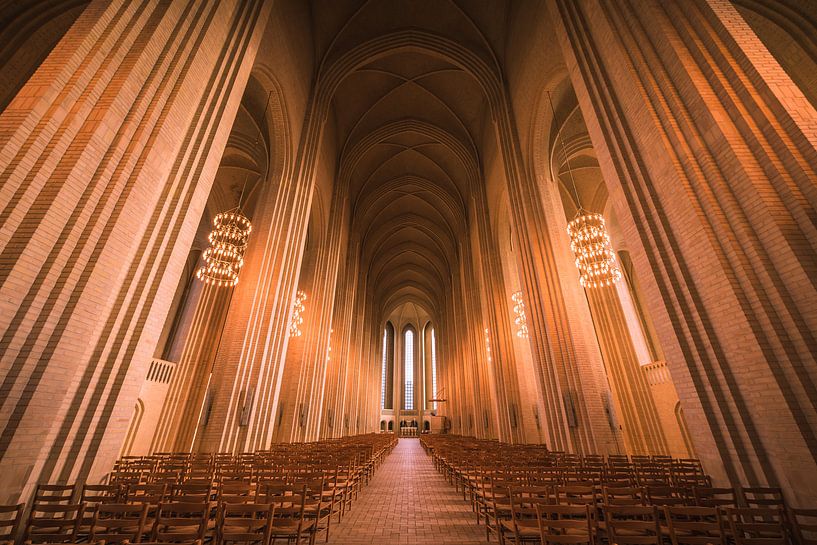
0, 0, 271, 502
552, 0, 817, 505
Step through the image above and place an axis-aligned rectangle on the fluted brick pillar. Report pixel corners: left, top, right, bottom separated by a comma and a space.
553, 0, 817, 504
0, 0, 270, 502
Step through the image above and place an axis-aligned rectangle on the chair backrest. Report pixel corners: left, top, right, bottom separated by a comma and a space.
605, 505, 661, 545
170, 483, 212, 503
603, 485, 647, 506
535, 503, 593, 545
791, 508, 817, 545
34, 484, 76, 505
218, 482, 255, 504
125, 483, 168, 505
25, 503, 85, 544
726, 507, 787, 545
646, 485, 688, 506
89, 502, 149, 544
0, 504, 25, 543
693, 487, 737, 508
152, 501, 209, 543
555, 484, 597, 506
741, 488, 786, 509
149, 470, 183, 485
216, 502, 273, 545
664, 505, 725, 545
82, 484, 122, 505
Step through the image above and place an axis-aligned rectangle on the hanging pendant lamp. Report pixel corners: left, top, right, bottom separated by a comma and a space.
289, 289, 307, 337
549, 92, 621, 289
511, 291, 529, 338
196, 207, 252, 287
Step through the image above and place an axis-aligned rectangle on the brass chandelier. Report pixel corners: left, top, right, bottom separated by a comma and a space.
196, 207, 252, 287
567, 212, 621, 288
549, 91, 620, 289
511, 290, 529, 338
289, 289, 307, 337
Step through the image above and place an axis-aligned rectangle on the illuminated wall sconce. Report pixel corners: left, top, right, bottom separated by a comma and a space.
289, 290, 307, 337
484, 328, 492, 363
511, 290, 529, 338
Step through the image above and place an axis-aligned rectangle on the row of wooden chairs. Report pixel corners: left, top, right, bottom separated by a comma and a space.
1, 498, 313, 545
421, 435, 817, 545
517, 503, 808, 545
1, 433, 397, 545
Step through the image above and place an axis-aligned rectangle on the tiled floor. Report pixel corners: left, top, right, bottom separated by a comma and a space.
325, 438, 490, 545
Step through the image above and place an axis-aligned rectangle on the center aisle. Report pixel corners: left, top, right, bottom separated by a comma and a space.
326, 438, 490, 545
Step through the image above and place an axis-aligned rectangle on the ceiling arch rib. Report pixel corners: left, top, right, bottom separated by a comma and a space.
318, 29, 503, 328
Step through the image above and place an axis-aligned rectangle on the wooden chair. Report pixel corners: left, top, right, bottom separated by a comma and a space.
266, 484, 314, 545
302, 475, 333, 544
0, 504, 25, 545
484, 477, 514, 545
79, 483, 123, 536
89, 503, 149, 544
790, 508, 817, 545
664, 506, 726, 545
215, 503, 273, 545
151, 502, 209, 543
726, 508, 788, 545
505, 486, 553, 545
535, 504, 594, 545
24, 503, 85, 544
605, 505, 662, 545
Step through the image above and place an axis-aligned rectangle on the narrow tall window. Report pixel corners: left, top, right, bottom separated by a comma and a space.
431, 328, 438, 409
381, 323, 394, 409
381, 328, 388, 410
404, 329, 414, 410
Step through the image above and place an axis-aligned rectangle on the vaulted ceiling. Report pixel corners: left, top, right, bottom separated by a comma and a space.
311, 0, 513, 322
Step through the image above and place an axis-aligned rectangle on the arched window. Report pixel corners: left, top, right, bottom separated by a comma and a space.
404, 328, 415, 410
618, 251, 664, 362
381, 323, 394, 409
431, 327, 438, 409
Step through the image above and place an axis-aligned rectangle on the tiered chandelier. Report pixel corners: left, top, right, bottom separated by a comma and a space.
511, 291, 529, 338
289, 290, 307, 337
567, 212, 621, 288
196, 208, 252, 287
549, 91, 620, 289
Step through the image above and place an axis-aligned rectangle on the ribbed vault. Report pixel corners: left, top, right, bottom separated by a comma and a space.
330, 43, 489, 326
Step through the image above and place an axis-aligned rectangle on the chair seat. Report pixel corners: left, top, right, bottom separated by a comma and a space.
501, 520, 540, 536
270, 520, 316, 533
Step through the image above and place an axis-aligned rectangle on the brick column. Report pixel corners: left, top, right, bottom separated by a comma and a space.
0, 0, 270, 502
553, 0, 817, 503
